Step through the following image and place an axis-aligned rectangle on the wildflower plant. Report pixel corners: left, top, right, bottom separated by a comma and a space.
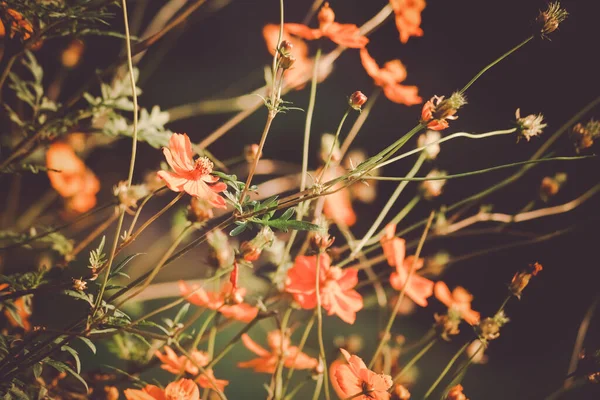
0, 1, 598, 399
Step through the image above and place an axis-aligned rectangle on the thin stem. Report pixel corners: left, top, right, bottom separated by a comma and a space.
190, 311, 218, 351
283, 312, 317, 395
311, 373, 324, 400
370, 156, 591, 182
368, 211, 435, 368
315, 251, 331, 400
459, 36, 534, 94
392, 338, 437, 384
66, 207, 119, 261
300, 47, 322, 192
273, 308, 293, 400
565, 294, 600, 389
239, 111, 276, 205
126, 186, 167, 239
114, 224, 195, 308
317, 108, 351, 183
94, 0, 140, 315
351, 153, 426, 259
423, 341, 470, 399
173, 342, 227, 400
376, 129, 516, 170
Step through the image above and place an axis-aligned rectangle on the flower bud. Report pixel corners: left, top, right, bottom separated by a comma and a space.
392, 384, 411, 400
72, 278, 87, 291
445, 384, 468, 400
279, 54, 296, 70
539, 173, 567, 202
349, 91, 368, 111
278, 40, 293, 56
240, 241, 261, 262
535, 2, 568, 38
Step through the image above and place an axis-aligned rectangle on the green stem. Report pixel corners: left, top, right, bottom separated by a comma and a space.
351, 152, 426, 259
317, 107, 352, 183
315, 251, 331, 400
368, 211, 435, 368
191, 311, 218, 351
282, 312, 317, 396
423, 341, 470, 399
274, 308, 293, 400
459, 36, 534, 94
339, 87, 381, 159
392, 337, 437, 385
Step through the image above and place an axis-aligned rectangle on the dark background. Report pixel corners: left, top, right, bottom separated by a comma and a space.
11, 0, 600, 398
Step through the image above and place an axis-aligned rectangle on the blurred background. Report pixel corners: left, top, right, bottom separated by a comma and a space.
3, 0, 600, 398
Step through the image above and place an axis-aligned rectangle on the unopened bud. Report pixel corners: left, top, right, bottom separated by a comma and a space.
72, 278, 87, 291
571, 120, 599, 153
349, 91, 368, 111
278, 40, 293, 56
279, 54, 296, 70
509, 262, 543, 299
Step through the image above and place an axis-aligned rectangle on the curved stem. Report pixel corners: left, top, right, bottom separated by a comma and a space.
317, 108, 351, 183
392, 337, 437, 384
283, 312, 316, 395
423, 341, 470, 399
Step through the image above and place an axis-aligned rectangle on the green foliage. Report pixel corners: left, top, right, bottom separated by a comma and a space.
84, 69, 173, 148
0, 271, 46, 292
106, 332, 151, 363
87, 236, 107, 271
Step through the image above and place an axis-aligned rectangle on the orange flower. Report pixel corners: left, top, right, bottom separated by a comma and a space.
285, 253, 363, 324
434, 281, 480, 325
154, 347, 229, 392
420, 93, 466, 131
0, 284, 31, 331
124, 378, 199, 400
155, 345, 208, 375
238, 330, 318, 373
178, 281, 258, 323
331, 349, 393, 400
389, 0, 426, 43
284, 2, 368, 48
157, 133, 226, 209
381, 224, 433, 307
360, 48, 422, 106
321, 166, 357, 227
445, 384, 469, 400
46, 142, 100, 213
0, 7, 34, 40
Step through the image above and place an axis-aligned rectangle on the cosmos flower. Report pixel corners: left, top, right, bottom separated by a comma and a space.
157, 133, 226, 209
331, 349, 393, 400
434, 281, 480, 325
284, 2, 368, 48
381, 224, 434, 307
238, 330, 318, 373
124, 378, 199, 400
360, 47, 421, 106
389, 0, 426, 43
285, 253, 363, 324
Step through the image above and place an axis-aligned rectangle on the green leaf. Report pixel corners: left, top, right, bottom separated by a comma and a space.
33, 362, 43, 379
60, 345, 81, 374
76, 336, 96, 354
109, 253, 142, 279
173, 303, 190, 325
230, 223, 247, 236
280, 208, 295, 221
259, 219, 320, 233
45, 359, 88, 392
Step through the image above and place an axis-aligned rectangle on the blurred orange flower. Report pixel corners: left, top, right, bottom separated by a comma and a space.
381, 224, 433, 307
154, 346, 229, 392
46, 142, 100, 214
360, 48, 422, 106
320, 166, 357, 227
178, 281, 258, 323
124, 378, 199, 400
389, 0, 426, 43
285, 253, 363, 324
434, 281, 480, 325
331, 349, 393, 400
0, 284, 31, 331
0, 7, 34, 40
445, 384, 469, 400
284, 2, 368, 48
157, 133, 226, 209
238, 330, 318, 373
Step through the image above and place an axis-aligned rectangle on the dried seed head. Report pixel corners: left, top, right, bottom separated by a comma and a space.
571, 120, 600, 153
509, 262, 543, 299
349, 91, 368, 111
536, 2, 568, 39
420, 93, 466, 131
515, 108, 547, 142
539, 173, 567, 202
434, 312, 461, 341
72, 278, 87, 291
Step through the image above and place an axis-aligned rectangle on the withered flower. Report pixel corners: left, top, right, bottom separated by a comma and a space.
536, 2, 568, 39
515, 108, 546, 142
476, 311, 509, 341
539, 173, 567, 202
420, 93, 466, 131
509, 262, 543, 299
571, 120, 600, 153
